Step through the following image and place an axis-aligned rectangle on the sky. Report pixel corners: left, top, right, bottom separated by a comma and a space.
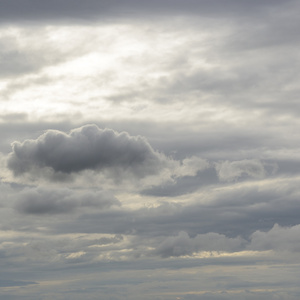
1, 0, 300, 299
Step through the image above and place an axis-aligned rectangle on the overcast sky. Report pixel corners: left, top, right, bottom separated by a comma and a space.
1, 1, 300, 299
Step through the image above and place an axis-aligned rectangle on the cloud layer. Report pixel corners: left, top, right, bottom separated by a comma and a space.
0, 0, 292, 24
1, 0, 300, 299
14, 187, 120, 215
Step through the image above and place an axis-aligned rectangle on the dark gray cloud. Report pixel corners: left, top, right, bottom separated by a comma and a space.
141, 168, 219, 197
0, 0, 293, 24
14, 187, 120, 215
7, 124, 166, 178
150, 224, 300, 258
153, 231, 245, 258
0, 0, 291, 20
0, 280, 37, 287
249, 223, 300, 252
142, 159, 269, 197
46, 178, 300, 242
181, 290, 300, 300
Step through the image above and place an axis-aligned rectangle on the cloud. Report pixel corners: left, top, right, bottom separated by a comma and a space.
141, 167, 218, 197
181, 290, 297, 300
24, 234, 124, 262
154, 231, 245, 258
173, 156, 210, 178
15, 187, 120, 215
7, 124, 166, 180
0, 280, 37, 287
0, 28, 80, 79
1, 0, 300, 298
0, 0, 291, 24
53, 177, 300, 241
249, 223, 300, 252
215, 159, 266, 182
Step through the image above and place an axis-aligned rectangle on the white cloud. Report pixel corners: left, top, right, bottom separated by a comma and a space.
215, 159, 266, 182
173, 156, 210, 178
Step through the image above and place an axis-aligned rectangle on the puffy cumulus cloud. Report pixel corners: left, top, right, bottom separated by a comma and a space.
249, 224, 300, 252
154, 231, 245, 258
14, 186, 120, 215
215, 159, 266, 182
7, 124, 167, 180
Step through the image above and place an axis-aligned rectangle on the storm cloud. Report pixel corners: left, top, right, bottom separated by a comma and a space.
7, 124, 166, 178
